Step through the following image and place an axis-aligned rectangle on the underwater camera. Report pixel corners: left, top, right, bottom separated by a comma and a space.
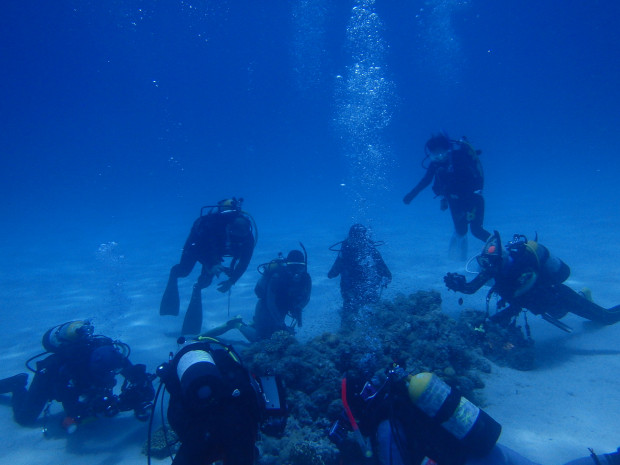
255, 375, 287, 437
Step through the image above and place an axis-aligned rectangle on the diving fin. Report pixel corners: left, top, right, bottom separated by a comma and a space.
160, 275, 180, 316
181, 285, 203, 334
0, 373, 28, 394
449, 232, 468, 261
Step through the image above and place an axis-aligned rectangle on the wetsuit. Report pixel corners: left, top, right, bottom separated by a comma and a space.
328, 237, 392, 325
165, 344, 261, 465
160, 210, 255, 333
404, 143, 490, 242
245, 262, 311, 341
170, 212, 254, 290
445, 260, 620, 326
5, 337, 153, 427
357, 376, 620, 465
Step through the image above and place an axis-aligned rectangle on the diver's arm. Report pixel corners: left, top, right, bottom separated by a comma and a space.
228, 239, 254, 284
373, 249, 392, 283
328, 255, 342, 279
299, 273, 312, 309
286, 274, 312, 327
217, 240, 253, 293
444, 271, 490, 294
403, 165, 435, 204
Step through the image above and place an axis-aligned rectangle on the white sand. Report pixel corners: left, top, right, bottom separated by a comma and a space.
0, 194, 618, 465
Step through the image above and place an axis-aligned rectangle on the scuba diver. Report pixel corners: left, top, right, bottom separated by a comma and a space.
329, 364, 620, 465
160, 197, 257, 335
0, 320, 155, 432
403, 132, 491, 260
152, 337, 287, 465
328, 224, 392, 327
444, 231, 620, 332
202, 247, 312, 342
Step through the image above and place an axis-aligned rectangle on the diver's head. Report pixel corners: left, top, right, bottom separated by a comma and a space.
89, 345, 125, 384
286, 249, 305, 264
217, 197, 242, 214
425, 133, 452, 163
477, 231, 503, 275
348, 224, 368, 242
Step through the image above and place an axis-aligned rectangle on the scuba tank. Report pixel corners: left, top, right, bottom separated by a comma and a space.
525, 241, 570, 285
505, 235, 570, 286
407, 372, 501, 457
173, 343, 225, 406
42, 320, 94, 352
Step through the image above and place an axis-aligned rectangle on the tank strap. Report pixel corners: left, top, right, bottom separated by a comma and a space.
434, 387, 461, 424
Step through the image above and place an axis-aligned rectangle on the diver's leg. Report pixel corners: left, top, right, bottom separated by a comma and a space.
552, 285, 620, 325
160, 253, 197, 316
0, 373, 28, 395
468, 194, 491, 242
489, 305, 522, 326
375, 419, 409, 465
466, 444, 542, 465
243, 300, 271, 342
200, 316, 245, 339
181, 269, 214, 334
172, 442, 220, 465
238, 323, 260, 343
563, 448, 620, 465
448, 199, 469, 261
12, 371, 49, 426
449, 231, 468, 261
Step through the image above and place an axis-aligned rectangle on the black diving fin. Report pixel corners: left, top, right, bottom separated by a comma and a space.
160, 276, 180, 316
181, 285, 203, 334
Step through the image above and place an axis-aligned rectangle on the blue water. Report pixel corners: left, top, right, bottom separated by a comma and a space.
1, 1, 620, 464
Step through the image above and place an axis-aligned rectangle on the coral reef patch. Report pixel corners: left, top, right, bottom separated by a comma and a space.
242, 291, 495, 465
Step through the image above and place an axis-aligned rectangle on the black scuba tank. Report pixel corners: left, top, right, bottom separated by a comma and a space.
407, 372, 501, 457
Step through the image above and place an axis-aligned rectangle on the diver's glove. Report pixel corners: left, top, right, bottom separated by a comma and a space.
119, 364, 155, 413
444, 272, 467, 292
403, 191, 415, 204
290, 307, 303, 327
217, 279, 234, 293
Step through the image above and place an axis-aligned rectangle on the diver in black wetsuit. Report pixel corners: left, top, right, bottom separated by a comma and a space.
444, 231, 620, 329
202, 249, 312, 342
403, 133, 491, 260
160, 198, 256, 334
157, 339, 264, 465
329, 365, 620, 465
328, 224, 392, 327
0, 320, 154, 432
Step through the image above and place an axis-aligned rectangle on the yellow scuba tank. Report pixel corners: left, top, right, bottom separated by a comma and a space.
42, 320, 93, 352
525, 241, 570, 284
407, 373, 501, 456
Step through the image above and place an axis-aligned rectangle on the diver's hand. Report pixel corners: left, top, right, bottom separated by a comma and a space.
208, 265, 226, 278
444, 273, 466, 292
217, 279, 233, 293
403, 192, 415, 205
